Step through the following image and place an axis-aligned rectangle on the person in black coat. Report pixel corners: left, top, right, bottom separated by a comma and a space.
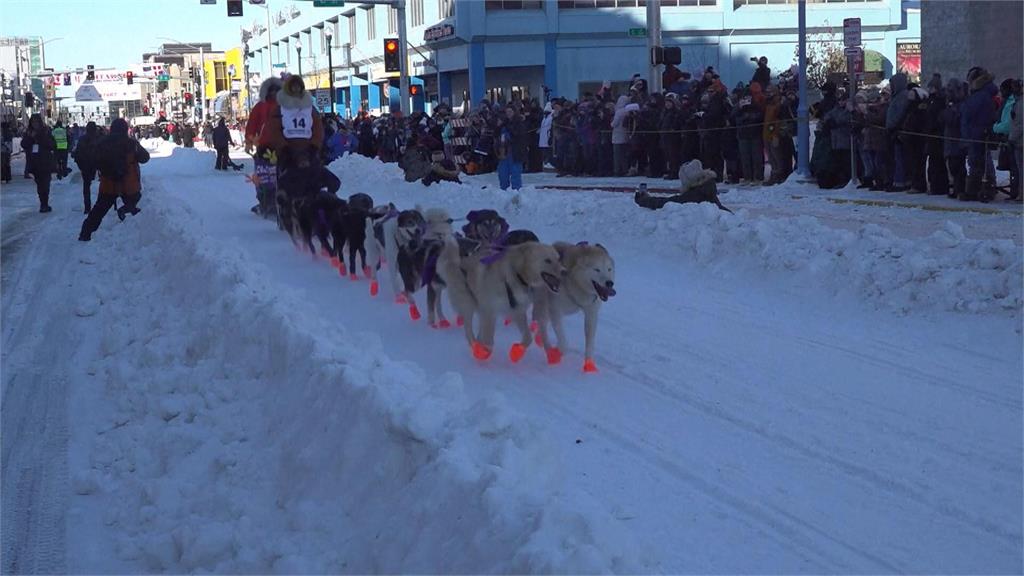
698, 86, 729, 181
0, 120, 12, 183
20, 114, 55, 212
923, 74, 949, 195
212, 117, 242, 171
660, 94, 683, 179
73, 121, 101, 213
751, 57, 771, 88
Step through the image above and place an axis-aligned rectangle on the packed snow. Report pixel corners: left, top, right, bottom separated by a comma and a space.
2, 140, 1021, 573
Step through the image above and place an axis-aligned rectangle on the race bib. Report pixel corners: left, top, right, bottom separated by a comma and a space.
281, 106, 313, 139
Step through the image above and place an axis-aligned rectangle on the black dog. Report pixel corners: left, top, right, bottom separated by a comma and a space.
343, 193, 389, 278
294, 193, 346, 258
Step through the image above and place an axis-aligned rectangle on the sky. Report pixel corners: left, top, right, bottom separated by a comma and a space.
0, 0, 253, 71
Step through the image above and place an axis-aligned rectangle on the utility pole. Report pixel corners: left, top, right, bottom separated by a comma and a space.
646, 0, 662, 93
396, 0, 409, 115
796, 0, 810, 178
199, 45, 206, 123
325, 28, 335, 113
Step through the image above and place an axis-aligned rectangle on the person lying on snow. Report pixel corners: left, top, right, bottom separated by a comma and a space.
634, 159, 733, 213
78, 118, 150, 242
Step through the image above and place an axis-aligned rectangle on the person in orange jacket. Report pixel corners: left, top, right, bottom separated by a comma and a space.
78, 118, 150, 241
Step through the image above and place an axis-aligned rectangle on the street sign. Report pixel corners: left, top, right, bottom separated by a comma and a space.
424, 23, 455, 42
200, 0, 216, 4
845, 47, 864, 74
628, 27, 647, 38
843, 17, 861, 47
158, 74, 170, 81
315, 89, 331, 111
313, 0, 345, 6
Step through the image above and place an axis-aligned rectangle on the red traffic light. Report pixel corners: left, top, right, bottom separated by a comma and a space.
126, 71, 134, 85
385, 40, 398, 53
410, 85, 420, 95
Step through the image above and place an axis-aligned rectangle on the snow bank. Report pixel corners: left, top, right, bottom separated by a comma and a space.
76, 194, 640, 573
332, 154, 1022, 315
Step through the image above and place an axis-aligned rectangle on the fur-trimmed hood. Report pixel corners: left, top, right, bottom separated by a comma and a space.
678, 159, 716, 191
278, 89, 314, 110
969, 69, 994, 93
258, 77, 283, 102
277, 76, 314, 110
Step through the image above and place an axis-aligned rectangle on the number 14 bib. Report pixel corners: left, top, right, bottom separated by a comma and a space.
282, 106, 313, 139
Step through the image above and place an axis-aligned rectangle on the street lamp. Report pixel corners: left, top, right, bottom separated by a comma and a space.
324, 28, 334, 114
158, 37, 206, 123
295, 40, 302, 77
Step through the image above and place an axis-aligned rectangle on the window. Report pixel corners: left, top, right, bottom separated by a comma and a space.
365, 7, 376, 41
388, 7, 397, 34
559, 0, 716, 6
735, 0, 875, 5
348, 15, 356, 45
214, 62, 228, 92
411, 0, 424, 26
510, 85, 530, 101
439, 0, 455, 17
486, 0, 544, 9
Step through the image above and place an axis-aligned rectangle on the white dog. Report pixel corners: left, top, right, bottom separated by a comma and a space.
532, 242, 616, 373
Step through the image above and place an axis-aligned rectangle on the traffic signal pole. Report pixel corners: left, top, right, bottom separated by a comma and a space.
396, 0, 409, 115
646, 0, 662, 93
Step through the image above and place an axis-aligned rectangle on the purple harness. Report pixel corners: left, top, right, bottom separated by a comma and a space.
476, 219, 514, 265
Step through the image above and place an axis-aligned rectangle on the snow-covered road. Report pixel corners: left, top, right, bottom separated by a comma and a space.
2, 141, 1021, 573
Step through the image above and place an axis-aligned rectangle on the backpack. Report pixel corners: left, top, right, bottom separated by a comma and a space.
97, 138, 132, 181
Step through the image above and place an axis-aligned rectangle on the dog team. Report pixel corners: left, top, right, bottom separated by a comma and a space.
275, 192, 617, 373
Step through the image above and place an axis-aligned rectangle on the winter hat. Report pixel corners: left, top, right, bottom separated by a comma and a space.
110, 118, 128, 135
282, 75, 306, 98
259, 76, 284, 102
679, 159, 704, 188
909, 87, 929, 101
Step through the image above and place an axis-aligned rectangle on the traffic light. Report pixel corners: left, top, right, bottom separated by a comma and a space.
126, 71, 134, 85
188, 67, 194, 81
184, 92, 193, 106
23, 92, 34, 108
86, 64, 94, 81
651, 46, 682, 66
409, 85, 419, 96
63, 74, 71, 86
383, 38, 400, 73
227, 0, 243, 16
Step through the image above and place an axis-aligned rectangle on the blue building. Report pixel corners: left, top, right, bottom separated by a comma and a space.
249, 0, 919, 117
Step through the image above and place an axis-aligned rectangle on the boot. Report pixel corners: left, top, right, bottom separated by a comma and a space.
961, 172, 982, 201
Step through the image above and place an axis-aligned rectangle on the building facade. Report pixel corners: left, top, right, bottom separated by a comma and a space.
921, 0, 1023, 85
248, 0, 920, 117
1, 36, 47, 118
